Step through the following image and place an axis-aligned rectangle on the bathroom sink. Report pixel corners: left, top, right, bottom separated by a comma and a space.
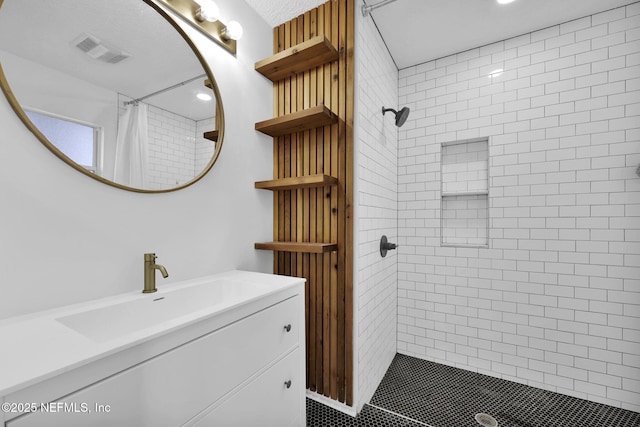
56, 279, 271, 342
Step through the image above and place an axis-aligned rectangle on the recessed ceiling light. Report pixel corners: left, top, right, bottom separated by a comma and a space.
497, 0, 516, 4
196, 92, 212, 101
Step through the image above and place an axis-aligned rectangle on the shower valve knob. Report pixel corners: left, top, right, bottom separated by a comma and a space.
284, 324, 292, 332
380, 235, 398, 258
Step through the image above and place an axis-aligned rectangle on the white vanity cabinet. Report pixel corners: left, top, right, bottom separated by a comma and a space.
0, 272, 305, 427
189, 348, 302, 427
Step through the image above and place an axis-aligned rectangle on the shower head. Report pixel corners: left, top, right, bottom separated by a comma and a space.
382, 106, 410, 127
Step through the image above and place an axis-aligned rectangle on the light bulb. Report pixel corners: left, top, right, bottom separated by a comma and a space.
194, 0, 219, 22
223, 20, 243, 41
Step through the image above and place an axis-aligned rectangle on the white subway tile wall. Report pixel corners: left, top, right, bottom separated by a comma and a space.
147, 105, 196, 189
146, 105, 215, 190
397, 3, 640, 412
354, 5, 399, 408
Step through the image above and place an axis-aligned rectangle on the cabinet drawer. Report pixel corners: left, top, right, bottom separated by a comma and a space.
189, 348, 301, 427
7, 296, 300, 427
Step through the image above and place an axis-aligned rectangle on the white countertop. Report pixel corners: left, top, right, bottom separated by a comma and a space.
0, 271, 304, 397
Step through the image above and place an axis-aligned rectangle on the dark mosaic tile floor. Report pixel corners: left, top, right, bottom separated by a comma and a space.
307, 399, 425, 427
308, 353, 640, 427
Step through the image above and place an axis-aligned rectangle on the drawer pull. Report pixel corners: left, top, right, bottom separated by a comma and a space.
283, 324, 292, 332
284, 380, 292, 389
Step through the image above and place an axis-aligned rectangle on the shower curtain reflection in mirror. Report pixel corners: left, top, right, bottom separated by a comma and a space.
114, 103, 149, 188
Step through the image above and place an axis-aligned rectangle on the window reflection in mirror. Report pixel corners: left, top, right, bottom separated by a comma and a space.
26, 111, 100, 174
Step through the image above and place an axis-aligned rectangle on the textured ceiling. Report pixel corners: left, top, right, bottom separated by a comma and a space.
243, 0, 327, 27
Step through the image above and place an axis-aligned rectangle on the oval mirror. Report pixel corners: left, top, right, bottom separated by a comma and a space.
0, 0, 224, 192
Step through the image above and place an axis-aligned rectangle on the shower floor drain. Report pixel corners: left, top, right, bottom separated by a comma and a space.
475, 413, 498, 427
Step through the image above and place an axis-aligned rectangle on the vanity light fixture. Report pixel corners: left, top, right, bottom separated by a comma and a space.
221, 20, 243, 41
156, 0, 241, 55
497, 0, 516, 4
194, 0, 219, 22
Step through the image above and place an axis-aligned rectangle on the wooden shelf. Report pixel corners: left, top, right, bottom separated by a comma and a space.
255, 35, 339, 82
202, 80, 218, 143
254, 242, 338, 253
203, 130, 218, 142
255, 174, 338, 191
255, 105, 337, 137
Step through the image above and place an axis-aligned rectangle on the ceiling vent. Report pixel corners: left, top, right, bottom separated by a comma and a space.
72, 33, 130, 64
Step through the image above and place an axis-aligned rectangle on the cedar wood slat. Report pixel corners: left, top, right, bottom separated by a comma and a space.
345, 0, 355, 406
308, 5, 319, 395
328, 0, 339, 400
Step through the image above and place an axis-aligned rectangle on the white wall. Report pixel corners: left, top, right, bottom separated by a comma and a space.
397, 3, 640, 411
353, 0, 398, 411
0, 0, 275, 319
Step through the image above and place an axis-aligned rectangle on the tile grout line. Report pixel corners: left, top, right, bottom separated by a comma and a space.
364, 402, 437, 427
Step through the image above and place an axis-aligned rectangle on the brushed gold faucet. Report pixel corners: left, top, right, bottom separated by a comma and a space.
143, 253, 169, 293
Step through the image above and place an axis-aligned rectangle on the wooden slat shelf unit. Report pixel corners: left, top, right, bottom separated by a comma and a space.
254, 242, 338, 253
255, 105, 337, 137
258, 0, 354, 406
203, 130, 218, 142
255, 35, 339, 81
255, 174, 338, 191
